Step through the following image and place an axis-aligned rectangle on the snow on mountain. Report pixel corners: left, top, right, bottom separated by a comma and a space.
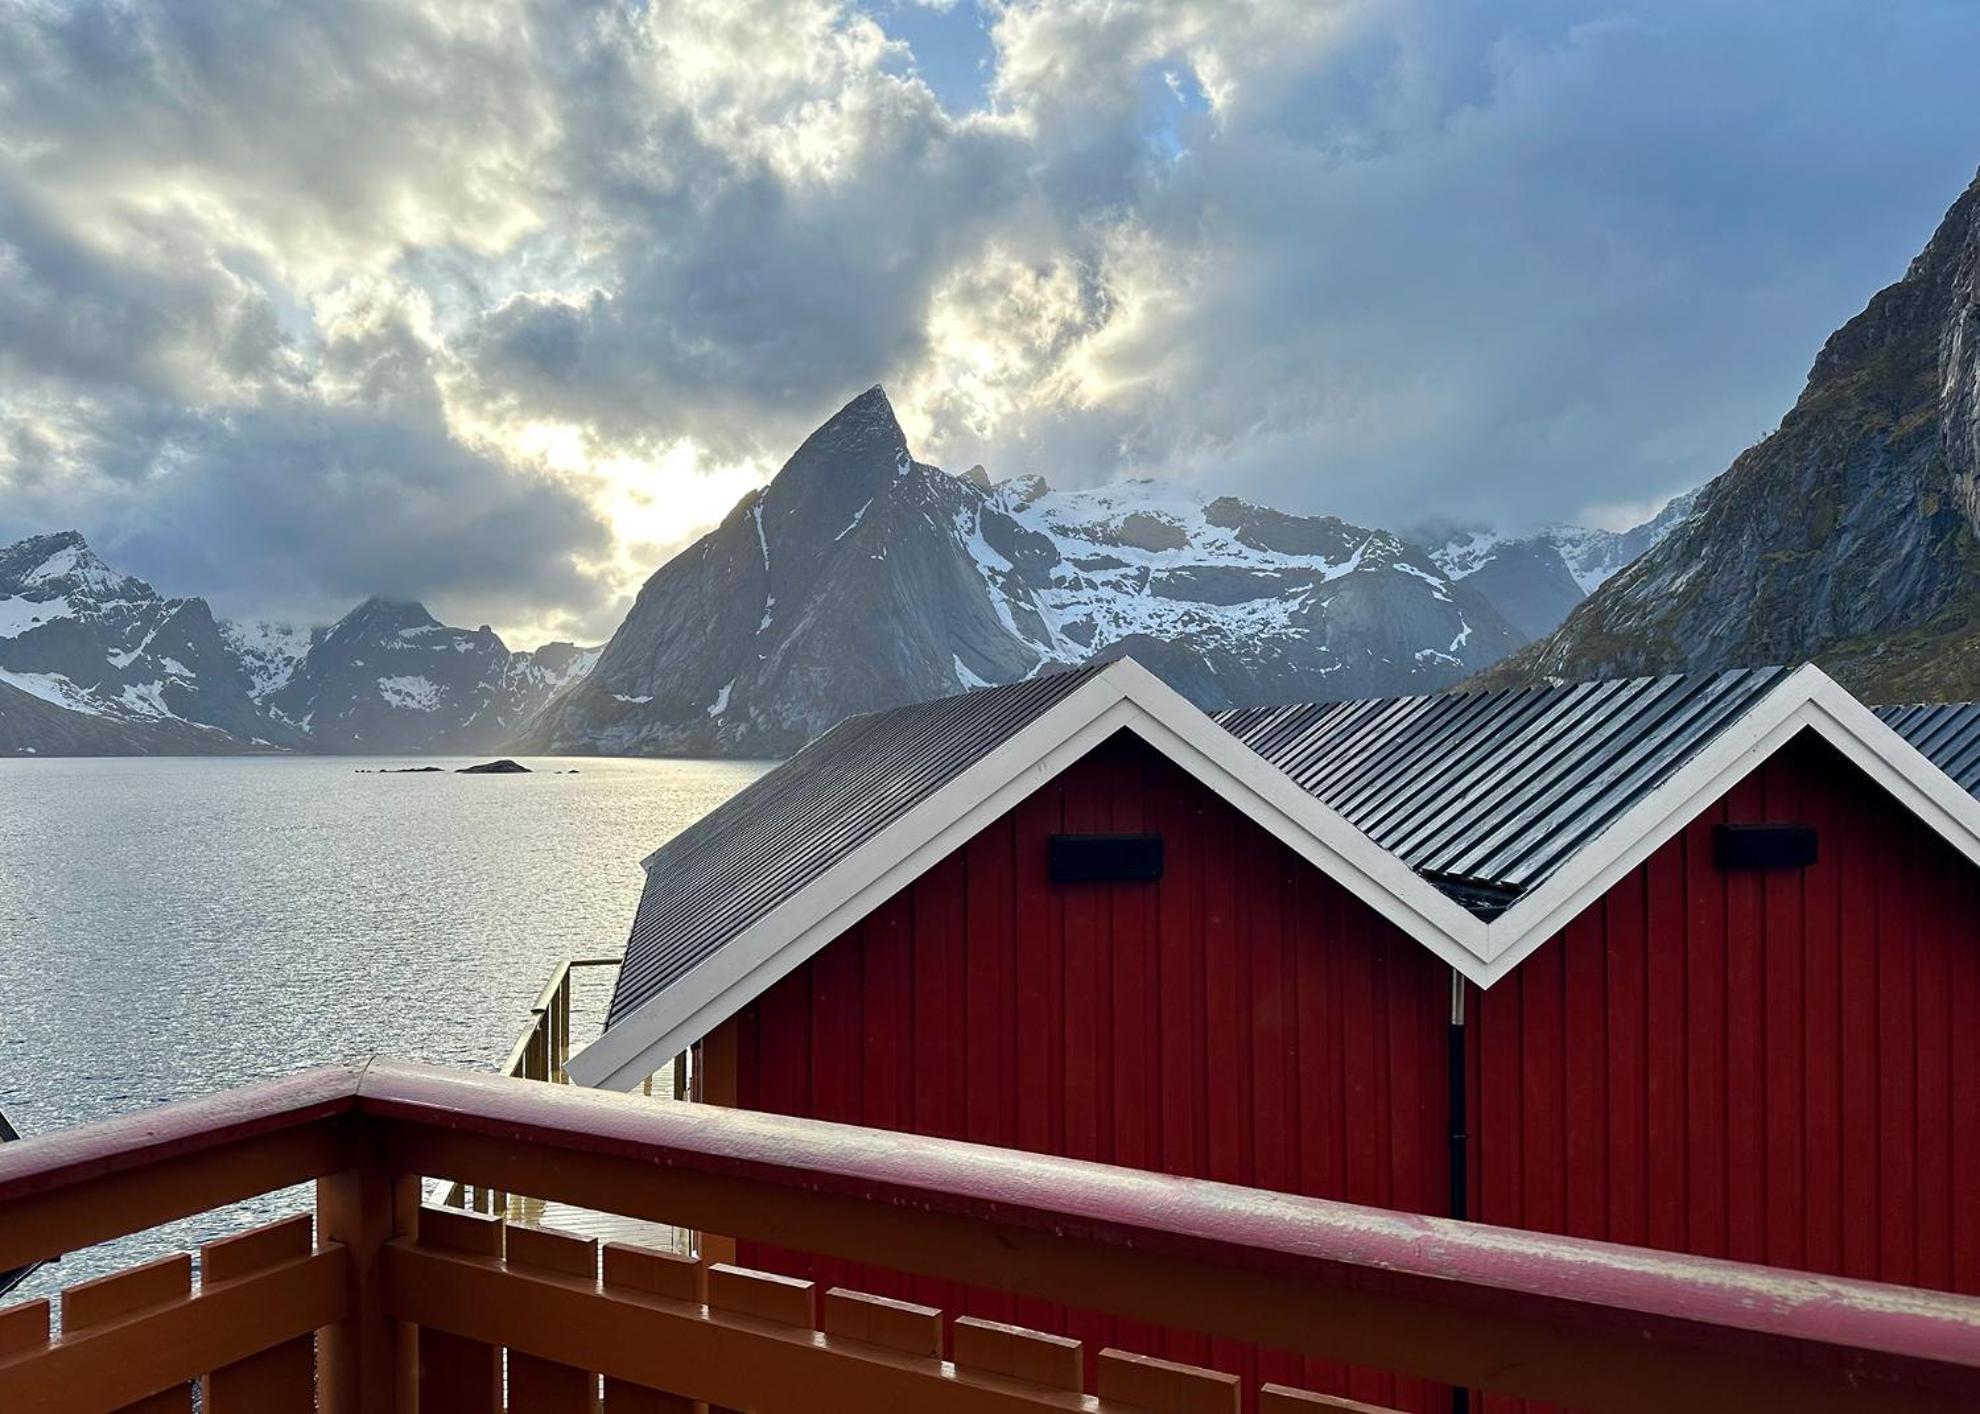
265, 598, 602, 752
0, 531, 288, 754
1, 533, 604, 755
1416, 490, 1700, 641
528, 386, 1529, 759
220, 619, 315, 700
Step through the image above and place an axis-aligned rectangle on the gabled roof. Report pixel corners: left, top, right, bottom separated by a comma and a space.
569, 658, 1980, 1092
569, 657, 1482, 1089
1215, 668, 1786, 916
1876, 701, 1980, 795
608, 663, 1108, 1031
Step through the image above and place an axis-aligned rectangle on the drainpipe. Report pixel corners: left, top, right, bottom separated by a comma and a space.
1449, 968, 1469, 1414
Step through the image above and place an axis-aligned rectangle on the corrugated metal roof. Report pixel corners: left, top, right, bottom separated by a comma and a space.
606, 665, 1105, 1030
1215, 667, 1788, 914
1876, 701, 1980, 796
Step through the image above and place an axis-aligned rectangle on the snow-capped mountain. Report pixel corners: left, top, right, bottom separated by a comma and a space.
0, 533, 597, 755
266, 598, 599, 752
219, 618, 314, 702
1417, 491, 1699, 639
0, 531, 295, 754
525, 386, 1530, 758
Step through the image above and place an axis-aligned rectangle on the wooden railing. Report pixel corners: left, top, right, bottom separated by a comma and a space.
447, 955, 621, 1215
0, 1058, 1977, 1412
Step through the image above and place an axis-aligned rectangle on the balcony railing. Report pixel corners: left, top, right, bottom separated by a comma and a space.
0, 1058, 1976, 1412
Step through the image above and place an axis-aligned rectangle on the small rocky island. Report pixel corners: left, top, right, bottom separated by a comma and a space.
456, 759, 531, 774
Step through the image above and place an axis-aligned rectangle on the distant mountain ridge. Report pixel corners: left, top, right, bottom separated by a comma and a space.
527, 386, 1608, 758
3, 403, 1701, 759
0, 533, 594, 755
1415, 492, 1699, 639
1481, 166, 1980, 699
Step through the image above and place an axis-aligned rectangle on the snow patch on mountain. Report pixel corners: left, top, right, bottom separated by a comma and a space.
376, 674, 444, 712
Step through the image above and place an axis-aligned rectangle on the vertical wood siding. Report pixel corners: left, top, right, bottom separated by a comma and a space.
728, 726, 1980, 1412
1471, 731, 1980, 1410
732, 730, 1452, 1411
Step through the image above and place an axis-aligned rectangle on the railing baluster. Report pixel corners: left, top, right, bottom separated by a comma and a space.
821, 1288, 943, 1358
600, 1243, 698, 1412
1098, 1348, 1242, 1413
705, 1264, 815, 1414
414, 1207, 504, 1414
951, 1315, 1086, 1392
1261, 1384, 1409, 1413
199, 1215, 315, 1412
64, 1254, 194, 1413
317, 1152, 420, 1414
506, 1224, 600, 1413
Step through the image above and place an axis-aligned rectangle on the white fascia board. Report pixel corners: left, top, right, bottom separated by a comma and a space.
1100, 658, 1491, 961
570, 659, 1491, 1089
1472, 663, 1980, 984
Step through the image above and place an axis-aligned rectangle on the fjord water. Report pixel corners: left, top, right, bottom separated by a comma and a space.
0, 752, 767, 1298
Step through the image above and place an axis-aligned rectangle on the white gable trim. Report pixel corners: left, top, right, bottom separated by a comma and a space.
569, 658, 1980, 1091
568, 658, 1488, 1090
1471, 663, 1980, 984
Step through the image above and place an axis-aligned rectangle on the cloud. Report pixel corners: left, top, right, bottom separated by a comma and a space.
2, 0, 1979, 643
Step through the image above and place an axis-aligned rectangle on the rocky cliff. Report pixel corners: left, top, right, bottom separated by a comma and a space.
1482, 168, 1980, 700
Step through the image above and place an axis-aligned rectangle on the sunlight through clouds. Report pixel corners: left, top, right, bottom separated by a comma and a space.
1, 0, 1977, 645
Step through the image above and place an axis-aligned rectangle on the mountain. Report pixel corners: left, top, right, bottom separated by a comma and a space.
1418, 491, 1699, 639
0, 533, 596, 755
264, 598, 599, 752
526, 386, 1529, 758
0, 531, 296, 754
1481, 167, 1980, 698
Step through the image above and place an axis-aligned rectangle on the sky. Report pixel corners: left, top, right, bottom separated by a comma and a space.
2, 0, 1978, 648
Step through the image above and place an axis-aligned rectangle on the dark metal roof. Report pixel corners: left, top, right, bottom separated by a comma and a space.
1876, 701, 1980, 796
606, 665, 1106, 1030
1215, 667, 1789, 915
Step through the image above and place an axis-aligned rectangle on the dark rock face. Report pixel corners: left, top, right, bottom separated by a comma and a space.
263, 597, 575, 753
528, 387, 1533, 759
0, 531, 297, 754
0, 532, 598, 756
456, 758, 530, 774
1481, 168, 1980, 700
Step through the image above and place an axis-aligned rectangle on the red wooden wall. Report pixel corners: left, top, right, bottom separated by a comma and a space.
1470, 731, 1980, 1294
724, 726, 1980, 1410
729, 729, 1454, 1410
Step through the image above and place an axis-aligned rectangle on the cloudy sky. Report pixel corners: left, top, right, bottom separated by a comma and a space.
2, 0, 1978, 646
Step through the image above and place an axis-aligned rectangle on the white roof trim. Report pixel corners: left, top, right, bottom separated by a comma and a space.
1469, 663, 1980, 984
569, 658, 1980, 1091
568, 657, 1487, 1090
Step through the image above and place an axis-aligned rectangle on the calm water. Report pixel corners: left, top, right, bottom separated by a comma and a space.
0, 752, 767, 1299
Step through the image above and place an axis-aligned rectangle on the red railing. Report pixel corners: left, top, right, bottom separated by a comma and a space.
0, 1058, 1975, 1411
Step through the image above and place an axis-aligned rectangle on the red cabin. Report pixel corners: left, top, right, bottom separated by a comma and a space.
570, 659, 1980, 1409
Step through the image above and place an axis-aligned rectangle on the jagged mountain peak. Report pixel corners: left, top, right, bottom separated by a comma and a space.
0, 530, 150, 601
528, 397, 1532, 759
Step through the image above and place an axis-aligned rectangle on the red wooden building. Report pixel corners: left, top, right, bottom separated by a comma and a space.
569, 658, 1980, 1409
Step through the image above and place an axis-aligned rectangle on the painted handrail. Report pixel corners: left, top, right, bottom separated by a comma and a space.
0, 1059, 1976, 1412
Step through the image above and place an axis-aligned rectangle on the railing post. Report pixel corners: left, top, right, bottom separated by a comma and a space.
316, 1133, 420, 1414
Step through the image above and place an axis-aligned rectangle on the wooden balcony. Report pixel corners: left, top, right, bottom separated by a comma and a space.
0, 1059, 1976, 1412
